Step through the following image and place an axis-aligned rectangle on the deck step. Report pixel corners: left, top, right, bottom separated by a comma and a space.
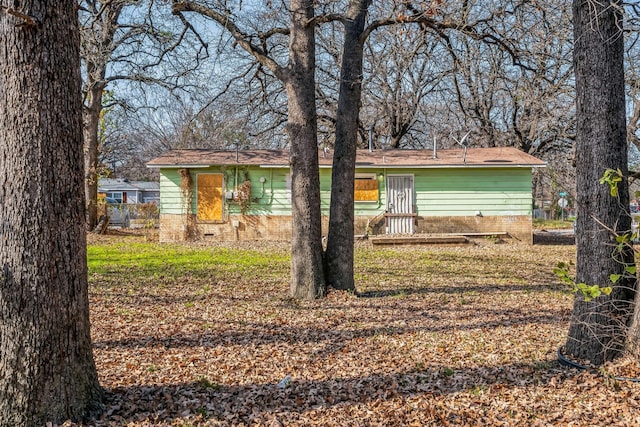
369, 235, 469, 245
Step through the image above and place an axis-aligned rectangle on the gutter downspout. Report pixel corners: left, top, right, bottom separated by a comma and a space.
433, 135, 438, 159
369, 125, 374, 152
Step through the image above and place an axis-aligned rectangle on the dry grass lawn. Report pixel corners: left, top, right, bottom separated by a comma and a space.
77, 233, 640, 426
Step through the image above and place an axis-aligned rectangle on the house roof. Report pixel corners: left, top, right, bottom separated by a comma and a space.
98, 178, 159, 192
146, 147, 546, 169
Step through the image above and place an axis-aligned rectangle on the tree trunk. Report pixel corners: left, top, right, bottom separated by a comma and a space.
84, 84, 104, 230
389, 134, 402, 149
628, 295, 640, 357
0, 2, 103, 424
287, 0, 326, 300
80, 2, 124, 231
565, 0, 636, 365
324, 0, 371, 291
170, 0, 326, 299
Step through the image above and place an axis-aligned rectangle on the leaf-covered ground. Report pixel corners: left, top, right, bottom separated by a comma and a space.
75, 233, 640, 426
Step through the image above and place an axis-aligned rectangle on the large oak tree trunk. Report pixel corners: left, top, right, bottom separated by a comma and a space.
565, 0, 636, 365
287, 0, 326, 299
0, 2, 103, 424
324, 0, 371, 291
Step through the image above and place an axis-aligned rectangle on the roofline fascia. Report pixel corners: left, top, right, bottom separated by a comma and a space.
320, 164, 546, 169
147, 164, 211, 169
152, 163, 546, 169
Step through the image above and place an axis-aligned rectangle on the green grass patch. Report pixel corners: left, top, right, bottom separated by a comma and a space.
87, 242, 290, 280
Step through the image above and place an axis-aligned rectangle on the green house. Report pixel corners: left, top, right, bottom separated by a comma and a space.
146, 147, 545, 243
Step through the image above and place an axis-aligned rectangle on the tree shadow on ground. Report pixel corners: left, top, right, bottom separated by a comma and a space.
93, 303, 568, 350
357, 282, 566, 298
533, 232, 575, 245
89, 360, 582, 425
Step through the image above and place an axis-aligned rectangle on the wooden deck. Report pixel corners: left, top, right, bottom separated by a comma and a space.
368, 232, 509, 245
369, 235, 469, 245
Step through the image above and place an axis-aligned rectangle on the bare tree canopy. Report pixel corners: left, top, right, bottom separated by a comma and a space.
80, 0, 207, 229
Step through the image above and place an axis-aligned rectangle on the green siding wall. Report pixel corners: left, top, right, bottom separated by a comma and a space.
159, 165, 532, 218
352, 167, 532, 217
160, 166, 293, 217
319, 168, 332, 213
412, 168, 532, 216
159, 169, 184, 215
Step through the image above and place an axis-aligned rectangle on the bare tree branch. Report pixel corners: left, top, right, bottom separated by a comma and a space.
171, 1, 288, 80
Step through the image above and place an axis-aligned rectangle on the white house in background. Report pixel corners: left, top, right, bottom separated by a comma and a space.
98, 178, 160, 204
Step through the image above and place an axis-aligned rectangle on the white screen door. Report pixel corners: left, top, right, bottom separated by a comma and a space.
386, 175, 415, 234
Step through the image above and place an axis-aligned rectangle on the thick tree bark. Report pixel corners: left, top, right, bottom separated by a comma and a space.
565, 0, 636, 365
0, 2, 103, 424
324, 0, 371, 291
287, 0, 326, 299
